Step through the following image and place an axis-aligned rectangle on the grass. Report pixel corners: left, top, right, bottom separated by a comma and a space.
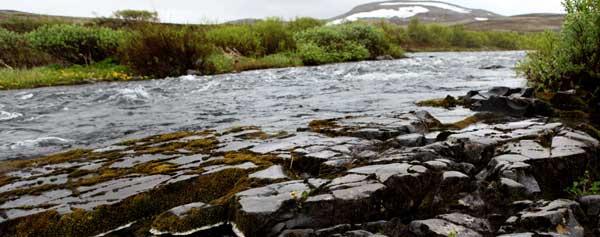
0, 61, 137, 90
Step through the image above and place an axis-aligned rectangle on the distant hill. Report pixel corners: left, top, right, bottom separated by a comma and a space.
1, 3, 565, 33
0, 9, 90, 23
463, 14, 565, 32
329, 1, 503, 25
328, 1, 564, 32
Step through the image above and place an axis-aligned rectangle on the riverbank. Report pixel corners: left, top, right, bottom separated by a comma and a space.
0, 48, 508, 90
0, 17, 544, 90
0, 87, 598, 236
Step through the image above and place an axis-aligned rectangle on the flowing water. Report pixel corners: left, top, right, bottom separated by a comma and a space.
0, 51, 527, 160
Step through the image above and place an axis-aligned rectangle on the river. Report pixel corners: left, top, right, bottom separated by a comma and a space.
0, 51, 527, 160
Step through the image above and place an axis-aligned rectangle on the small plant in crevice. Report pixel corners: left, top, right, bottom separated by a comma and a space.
566, 171, 600, 198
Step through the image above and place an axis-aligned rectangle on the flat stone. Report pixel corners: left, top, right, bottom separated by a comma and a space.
236, 181, 310, 214
409, 218, 482, 237
249, 165, 288, 180
202, 162, 258, 175
349, 163, 412, 183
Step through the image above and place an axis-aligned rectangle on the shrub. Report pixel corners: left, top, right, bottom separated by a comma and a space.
253, 18, 294, 55
339, 23, 390, 57
486, 32, 519, 49
375, 21, 409, 46
407, 18, 434, 46
288, 17, 324, 32
118, 25, 214, 77
519, 0, 600, 92
0, 28, 56, 68
27, 24, 124, 64
206, 25, 262, 56
295, 23, 399, 65
204, 53, 234, 74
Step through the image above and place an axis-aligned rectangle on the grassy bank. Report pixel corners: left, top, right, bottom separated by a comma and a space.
0, 61, 133, 90
0, 16, 547, 90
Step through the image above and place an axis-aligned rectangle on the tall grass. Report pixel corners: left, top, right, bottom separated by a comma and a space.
0, 60, 132, 89
118, 25, 214, 77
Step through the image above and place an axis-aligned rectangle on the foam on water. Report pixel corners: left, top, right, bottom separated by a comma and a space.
10, 137, 73, 150
0, 111, 23, 121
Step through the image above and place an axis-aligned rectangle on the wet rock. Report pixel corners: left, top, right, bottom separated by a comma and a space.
392, 133, 426, 147
233, 180, 312, 236
499, 199, 585, 237
455, 87, 553, 117
308, 111, 441, 140
376, 55, 394, 61
409, 218, 482, 237
578, 195, 600, 217
437, 213, 492, 234
550, 91, 588, 111
480, 65, 506, 70
1, 109, 599, 237
279, 229, 315, 237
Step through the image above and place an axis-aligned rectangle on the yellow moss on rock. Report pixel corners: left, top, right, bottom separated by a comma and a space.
416, 95, 464, 108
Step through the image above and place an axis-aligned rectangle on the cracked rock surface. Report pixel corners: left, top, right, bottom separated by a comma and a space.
0, 93, 599, 237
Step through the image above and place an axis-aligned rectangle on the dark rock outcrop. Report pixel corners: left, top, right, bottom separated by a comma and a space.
0, 109, 598, 237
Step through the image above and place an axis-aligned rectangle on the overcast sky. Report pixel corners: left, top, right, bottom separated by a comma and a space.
2, 0, 565, 23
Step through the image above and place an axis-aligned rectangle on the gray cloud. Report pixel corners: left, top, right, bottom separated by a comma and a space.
3, 0, 565, 23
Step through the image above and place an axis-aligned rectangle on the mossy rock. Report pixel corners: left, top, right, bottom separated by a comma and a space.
550, 91, 588, 111
151, 202, 226, 235
416, 95, 464, 109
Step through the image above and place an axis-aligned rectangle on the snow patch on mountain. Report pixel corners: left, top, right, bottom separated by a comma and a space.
379, 2, 471, 14
331, 6, 429, 24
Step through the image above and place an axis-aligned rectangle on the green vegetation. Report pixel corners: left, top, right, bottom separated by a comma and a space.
118, 25, 212, 77
379, 19, 543, 51
519, 0, 600, 93
0, 61, 133, 90
567, 171, 600, 198
27, 24, 125, 64
0, 11, 547, 90
295, 24, 403, 65
0, 28, 56, 69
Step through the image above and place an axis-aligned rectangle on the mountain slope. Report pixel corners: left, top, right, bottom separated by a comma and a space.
330, 0, 503, 25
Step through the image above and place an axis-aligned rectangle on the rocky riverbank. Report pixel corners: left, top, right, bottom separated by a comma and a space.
0, 87, 599, 237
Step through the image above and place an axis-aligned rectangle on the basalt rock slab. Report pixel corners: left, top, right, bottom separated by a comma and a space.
498, 199, 586, 237
420, 87, 553, 117
0, 110, 599, 237
307, 111, 442, 140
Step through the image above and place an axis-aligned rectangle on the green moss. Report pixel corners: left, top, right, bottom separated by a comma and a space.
134, 162, 177, 175
308, 119, 342, 137
151, 204, 226, 234
416, 95, 463, 108
0, 149, 91, 175
7, 167, 251, 237
220, 151, 276, 167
